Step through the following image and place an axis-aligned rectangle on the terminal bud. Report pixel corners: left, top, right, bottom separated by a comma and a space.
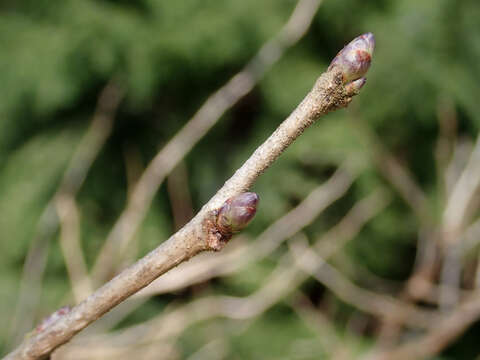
328, 33, 375, 83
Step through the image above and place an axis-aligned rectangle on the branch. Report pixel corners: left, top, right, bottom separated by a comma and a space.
77, 166, 354, 334
55, 185, 386, 358
367, 291, 480, 360
4, 33, 374, 360
55, 195, 92, 304
137, 165, 353, 297
289, 236, 439, 329
91, 0, 325, 284
60, 186, 387, 356
443, 134, 480, 245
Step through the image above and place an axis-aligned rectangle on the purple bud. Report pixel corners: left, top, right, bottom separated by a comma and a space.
216, 192, 259, 235
345, 77, 367, 95
328, 33, 375, 83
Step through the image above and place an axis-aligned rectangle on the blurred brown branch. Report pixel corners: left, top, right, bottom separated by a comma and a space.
7, 80, 124, 349
289, 235, 438, 329
55, 196, 92, 304
367, 291, 480, 360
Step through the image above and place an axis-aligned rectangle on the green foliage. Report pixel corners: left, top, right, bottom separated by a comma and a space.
2, 0, 480, 357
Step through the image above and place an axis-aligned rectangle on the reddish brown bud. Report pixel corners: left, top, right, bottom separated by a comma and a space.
216, 192, 259, 235
328, 33, 375, 83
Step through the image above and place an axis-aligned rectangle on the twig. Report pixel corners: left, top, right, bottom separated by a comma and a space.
436, 133, 480, 310
62, 187, 388, 355
288, 291, 342, 356
437, 132, 480, 311
184, 339, 228, 360
5, 40, 369, 357
289, 233, 438, 329
91, 0, 324, 284
366, 291, 480, 360
353, 116, 445, 343
443, 134, 480, 245
78, 165, 354, 334
360, 122, 431, 225
52, 340, 178, 360
445, 138, 473, 198
435, 96, 458, 196
137, 165, 354, 297
166, 162, 195, 231
55, 196, 92, 304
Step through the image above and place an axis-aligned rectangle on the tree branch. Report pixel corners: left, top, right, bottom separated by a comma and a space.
91, 0, 324, 284
366, 291, 480, 360
53, 173, 384, 359
4, 33, 372, 359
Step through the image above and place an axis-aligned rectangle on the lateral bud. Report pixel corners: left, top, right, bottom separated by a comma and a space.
345, 77, 367, 95
216, 192, 259, 235
328, 32, 375, 84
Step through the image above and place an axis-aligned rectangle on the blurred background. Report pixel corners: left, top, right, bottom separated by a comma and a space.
2, 0, 480, 359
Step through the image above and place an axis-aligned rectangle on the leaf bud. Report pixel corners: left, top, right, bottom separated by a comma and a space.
216, 192, 259, 235
328, 33, 375, 83
345, 77, 367, 95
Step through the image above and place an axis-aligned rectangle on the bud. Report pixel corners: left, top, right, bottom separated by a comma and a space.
216, 192, 259, 235
345, 77, 367, 95
328, 33, 375, 83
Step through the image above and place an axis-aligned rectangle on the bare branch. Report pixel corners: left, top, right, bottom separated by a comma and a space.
55, 196, 92, 304
443, 134, 480, 245
167, 162, 195, 231
91, 0, 325, 284
80, 166, 354, 334
289, 232, 438, 329
367, 291, 480, 360
5, 46, 367, 358
61, 187, 388, 356
289, 291, 343, 355
137, 165, 353, 297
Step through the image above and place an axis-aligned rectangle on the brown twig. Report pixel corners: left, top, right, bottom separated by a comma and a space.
55, 196, 92, 304
59, 187, 388, 357
166, 162, 195, 231
366, 291, 480, 360
80, 165, 354, 334
289, 237, 439, 329
137, 165, 354, 297
5, 50, 365, 358
289, 291, 343, 356
443, 134, 480, 246
437, 133, 480, 310
91, 0, 325, 284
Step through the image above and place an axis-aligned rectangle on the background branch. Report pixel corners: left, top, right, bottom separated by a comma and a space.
7, 80, 124, 349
